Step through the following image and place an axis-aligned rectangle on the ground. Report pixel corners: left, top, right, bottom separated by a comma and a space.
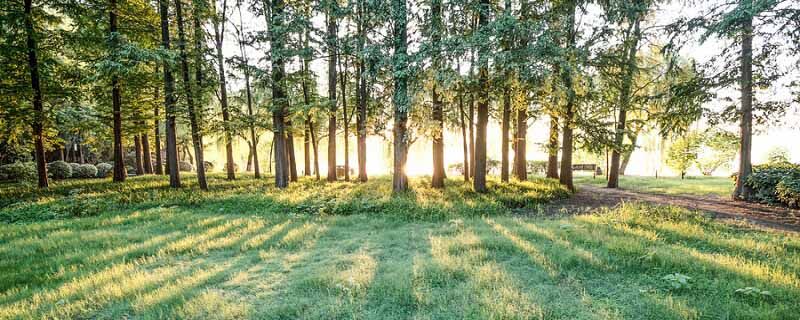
1, 174, 799, 319
574, 175, 732, 197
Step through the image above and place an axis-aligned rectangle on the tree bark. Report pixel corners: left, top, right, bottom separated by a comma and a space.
303, 122, 311, 176
176, 0, 207, 190
429, 0, 445, 188
473, 0, 490, 193
326, 10, 338, 182
514, 106, 528, 181
558, 0, 577, 192
309, 118, 320, 180
546, 115, 559, 179
236, 9, 260, 179
287, 128, 298, 182
110, 0, 126, 182
468, 93, 476, 178
392, 0, 409, 192
619, 132, 638, 175
500, 88, 510, 182
458, 93, 470, 181
733, 0, 754, 201
340, 59, 350, 181
213, 0, 235, 180
270, 0, 289, 188
142, 130, 154, 174
608, 18, 641, 189
356, 3, 368, 182
153, 84, 164, 175
159, 0, 180, 186
134, 135, 145, 175
24, 0, 48, 188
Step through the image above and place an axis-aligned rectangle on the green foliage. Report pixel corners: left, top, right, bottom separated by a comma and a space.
74, 164, 98, 179
47, 161, 72, 179
0, 162, 37, 182
776, 179, 800, 209
662, 273, 692, 290
766, 146, 791, 164
96, 163, 113, 178
69, 163, 81, 175
666, 133, 702, 178
745, 163, 800, 205
696, 129, 739, 176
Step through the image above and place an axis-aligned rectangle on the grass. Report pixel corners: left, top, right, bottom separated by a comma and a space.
574, 175, 733, 197
1, 174, 799, 319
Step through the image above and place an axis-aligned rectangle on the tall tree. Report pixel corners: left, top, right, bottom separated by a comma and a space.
23, 0, 48, 188
558, 0, 577, 192
391, 0, 409, 192
430, 0, 445, 188
355, 0, 368, 182
546, 114, 559, 179
234, 0, 259, 178
110, 0, 126, 182
175, 0, 207, 190
473, 0, 491, 193
159, 0, 181, 187
326, 4, 338, 182
212, 0, 235, 180
270, 0, 289, 188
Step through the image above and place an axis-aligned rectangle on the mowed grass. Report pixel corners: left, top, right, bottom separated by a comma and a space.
574, 175, 733, 197
1, 175, 799, 319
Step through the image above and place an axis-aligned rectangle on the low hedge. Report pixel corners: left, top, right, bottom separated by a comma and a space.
47, 161, 72, 179
745, 163, 800, 207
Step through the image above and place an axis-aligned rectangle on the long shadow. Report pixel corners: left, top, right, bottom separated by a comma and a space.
488, 218, 703, 319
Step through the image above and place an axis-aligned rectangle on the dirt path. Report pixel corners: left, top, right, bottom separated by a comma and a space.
541, 185, 800, 233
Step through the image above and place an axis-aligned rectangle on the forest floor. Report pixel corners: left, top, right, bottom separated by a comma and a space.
1, 175, 799, 319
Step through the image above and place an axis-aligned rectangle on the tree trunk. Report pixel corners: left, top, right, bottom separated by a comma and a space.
619, 132, 638, 176
153, 85, 164, 175
310, 118, 320, 180
142, 131, 154, 174
468, 93, 476, 178
236, 13, 260, 179
176, 0, 207, 190
514, 106, 528, 181
733, 0, 753, 201
246, 143, 253, 171
213, 0, 235, 180
270, 0, 289, 188
458, 93, 470, 181
24, 0, 48, 188
304, 120, 311, 176
546, 115, 559, 179
392, 0, 409, 192
110, 0, 126, 182
326, 11, 338, 182
608, 18, 641, 189
558, 0, 577, 192
430, 0, 445, 188
340, 59, 350, 181
356, 4, 368, 182
473, 0, 490, 193
159, 0, 180, 186
287, 128, 298, 182
134, 135, 145, 175
500, 88, 510, 182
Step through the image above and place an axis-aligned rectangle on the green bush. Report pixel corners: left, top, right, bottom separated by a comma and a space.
0, 162, 37, 182
96, 163, 113, 178
745, 163, 800, 205
74, 164, 98, 178
179, 161, 194, 172
47, 161, 72, 179
776, 178, 800, 208
69, 163, 81, 175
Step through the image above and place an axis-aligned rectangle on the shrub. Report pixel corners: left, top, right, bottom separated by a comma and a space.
0, 162, 37, 182
776, 179, 800, 208
69, 163, 81, 175
96, 163, 113, 178
47, 161, 72, 179
179, 161, 194, 172
74, 164, 98, 178
745, 163, 800, 204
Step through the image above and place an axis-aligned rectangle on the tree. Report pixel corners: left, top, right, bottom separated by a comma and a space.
270, 0, 289, 188
212, 0, 235, 180
696, 129, 738, 175
766, 146, 790, 164
174, 0, 207, 190
558, 0, 578, 192
429, 0, 445, 188
159, 0, 181, 187
326, 2, 338, 182
23, 0, 48, 188
473, 0, 491, 193
391, 0, 409, 192
667, 132, 701, 179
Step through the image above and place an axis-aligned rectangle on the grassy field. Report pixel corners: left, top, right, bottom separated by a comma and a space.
1, 175, 799, 319
574, 175, 733, 197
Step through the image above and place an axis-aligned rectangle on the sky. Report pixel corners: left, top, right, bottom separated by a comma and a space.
201, 0, 799, 177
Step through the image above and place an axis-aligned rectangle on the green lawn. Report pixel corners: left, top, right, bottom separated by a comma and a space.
1, 175, 798, 319
574, 175, 733, 197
